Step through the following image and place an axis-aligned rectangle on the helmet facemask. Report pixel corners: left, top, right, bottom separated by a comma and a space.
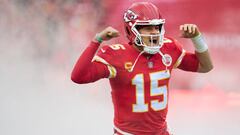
132, 19, 165, 54
123, 2, 171, 72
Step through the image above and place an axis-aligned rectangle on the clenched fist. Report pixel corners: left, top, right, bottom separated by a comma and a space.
180, 24, 201, 38
94, 27, 120, 42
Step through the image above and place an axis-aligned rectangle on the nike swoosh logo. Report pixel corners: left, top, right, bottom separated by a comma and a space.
101, 48, 106, 53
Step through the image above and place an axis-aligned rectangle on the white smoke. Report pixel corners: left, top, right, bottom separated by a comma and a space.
0, 1, 240, 135
0, 1, 113, 135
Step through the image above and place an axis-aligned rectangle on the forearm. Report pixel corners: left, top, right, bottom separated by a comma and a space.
195, 50, 213, 73
191, 35, 213, 73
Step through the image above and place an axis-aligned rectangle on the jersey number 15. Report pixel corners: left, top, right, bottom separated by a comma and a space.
132, 70, 170, 112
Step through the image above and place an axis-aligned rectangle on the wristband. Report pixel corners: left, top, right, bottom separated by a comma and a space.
95, 34, 103, 44
191, 34, 208, 53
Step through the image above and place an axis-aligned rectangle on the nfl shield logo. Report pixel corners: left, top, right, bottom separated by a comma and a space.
148, 61, 154, 68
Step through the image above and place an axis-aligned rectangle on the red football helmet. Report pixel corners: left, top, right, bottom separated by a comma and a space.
123, 2, 165, 54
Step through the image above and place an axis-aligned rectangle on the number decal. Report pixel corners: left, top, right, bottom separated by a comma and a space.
150, 71, 169, 111
132, 74, 148, 112
109, 44, 126, 50
132, 70, 170, 112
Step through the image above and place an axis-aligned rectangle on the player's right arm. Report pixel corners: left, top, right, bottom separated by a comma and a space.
71, 27, 120, 84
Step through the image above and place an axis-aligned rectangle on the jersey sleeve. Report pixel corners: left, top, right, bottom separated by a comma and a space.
172, 39, 199, 72
177, 52, 199, 72
92, 45, 117, 78
71, 41, 110, 84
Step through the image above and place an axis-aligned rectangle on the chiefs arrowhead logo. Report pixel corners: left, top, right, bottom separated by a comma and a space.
124, 10, 138, 22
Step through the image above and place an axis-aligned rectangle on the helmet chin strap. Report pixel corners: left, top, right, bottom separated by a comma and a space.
129, 51, 145, 72
143, 46, 160, 54
130, 34, 171, 72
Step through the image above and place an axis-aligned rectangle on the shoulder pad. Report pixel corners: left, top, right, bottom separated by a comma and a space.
163, 37, 174, 43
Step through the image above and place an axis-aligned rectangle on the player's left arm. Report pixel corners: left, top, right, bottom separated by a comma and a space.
180, 24, 213, 73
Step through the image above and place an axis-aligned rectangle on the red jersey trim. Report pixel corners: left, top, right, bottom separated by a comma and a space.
173, 49, 186, 68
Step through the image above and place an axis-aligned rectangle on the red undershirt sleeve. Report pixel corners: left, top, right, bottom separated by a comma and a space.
170, 38, 199, 72
71, 41, 109, 84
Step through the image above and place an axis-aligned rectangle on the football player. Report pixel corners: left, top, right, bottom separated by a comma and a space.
71, 2, 213, 135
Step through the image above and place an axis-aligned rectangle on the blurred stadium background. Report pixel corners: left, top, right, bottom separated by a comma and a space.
0, 0, 239, 135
